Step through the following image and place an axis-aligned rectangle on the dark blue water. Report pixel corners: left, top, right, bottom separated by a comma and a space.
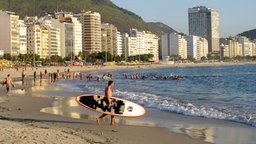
58, 64, 256, 127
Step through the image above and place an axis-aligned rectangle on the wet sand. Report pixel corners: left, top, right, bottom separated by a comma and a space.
1, 63, 256, 144
0, 69, 210, 144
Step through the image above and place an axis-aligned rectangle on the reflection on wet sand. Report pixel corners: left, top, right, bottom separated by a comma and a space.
40, 96, 256, 144
170, 125, 214, 143
40, 97, 218, 143
168, 121, 256, 144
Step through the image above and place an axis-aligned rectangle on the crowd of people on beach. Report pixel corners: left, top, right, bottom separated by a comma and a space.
2, 67, 87, 96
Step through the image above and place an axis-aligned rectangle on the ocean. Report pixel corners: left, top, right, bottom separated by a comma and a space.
57, 64, 256, 127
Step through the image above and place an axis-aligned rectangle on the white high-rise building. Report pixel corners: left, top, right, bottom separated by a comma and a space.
18, 20, 27, 54
116, 32, 124, 56
186, 35, 208, 60
251, 41, 256, 56
127, 37, 138, 56
52, 18, 73, 58
220, 38, 242, 58
101, 23, 118, 55
55, 12, 82, 56
48, 27, 61, 56
70, 16, 82, 56
144, 32, 159, 62
188, 6, 220, 53
129, 29, 145, 55
238, 36, 252, 56
0, 10, 20, 56
123, 29, 159, 62
27, 24, 42, 57
169, 33, 187, 59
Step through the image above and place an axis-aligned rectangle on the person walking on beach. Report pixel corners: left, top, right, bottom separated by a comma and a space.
96, 80, 116, 126
21, 69, 26, 84
3, 74, 13, 96
40, 71, 43, 80
33, 71, 36, 81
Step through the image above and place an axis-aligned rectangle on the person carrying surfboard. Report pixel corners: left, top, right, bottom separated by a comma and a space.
96, 80, 116, 126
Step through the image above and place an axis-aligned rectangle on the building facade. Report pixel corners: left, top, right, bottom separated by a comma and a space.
116, 32, 124, 56
221, 38, 242, 58
27, 24, 43, 57
55, 12, 82, 56
75, 11, 101, 54
238, 36, 252, 56
160, 33, 170, 60
144, 32, 159, 62
18, 20, 27, 54
129, 29, 146, 55
0, 10, 20, 56
40, 26, 49, 59
169, 33, 188, 59
188, 6, 220, 53
70, 16, 82, 56
48, 27, 61, 56
186, 35, 208, 60
101, 23, 118, 55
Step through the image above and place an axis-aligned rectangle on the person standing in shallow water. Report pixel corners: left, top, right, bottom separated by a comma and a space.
3, 74, 13, 96
96, 80, 116, 126
21, 69, 26, 84
33, 71, 36, 81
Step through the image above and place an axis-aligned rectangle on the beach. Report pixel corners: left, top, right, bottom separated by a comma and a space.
0, 64, 213, 144
1, 63, 256, 144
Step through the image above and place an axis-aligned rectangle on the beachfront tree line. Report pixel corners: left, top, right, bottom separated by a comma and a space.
3, 52, 154, 66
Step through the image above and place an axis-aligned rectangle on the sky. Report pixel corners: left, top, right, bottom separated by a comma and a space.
111, 0, 256, 38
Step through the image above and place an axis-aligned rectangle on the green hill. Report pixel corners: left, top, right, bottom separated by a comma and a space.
239, 29, 256, 40
147, 22, 177, 35
0, 0, 175, 35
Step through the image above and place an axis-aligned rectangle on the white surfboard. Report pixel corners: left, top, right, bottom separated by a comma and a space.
76, 94, 146, 118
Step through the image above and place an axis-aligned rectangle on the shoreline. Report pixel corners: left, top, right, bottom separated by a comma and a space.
1, 61, 256, 79
0, 74, 210, 144
0, 62, 256, 143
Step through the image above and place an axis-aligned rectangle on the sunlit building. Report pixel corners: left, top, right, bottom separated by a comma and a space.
101, 23, 118, 55
27, 24, 43, 57
75, 11, 101, 53
48, 27, 61, 56
144, 32, 159, 62
238, 36, 252, 56
169, 33, 188, 59
221, 38, 242, 58
0, 10, 20, 56
186, 35, 208, 60
116, 31, 124, 56
55, 12, 82, 56
39, 16, 61, 57
40, 26, 49, 59
52, 18, 73, 58
129, 28, 146, 55
18, 20, 27, 54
